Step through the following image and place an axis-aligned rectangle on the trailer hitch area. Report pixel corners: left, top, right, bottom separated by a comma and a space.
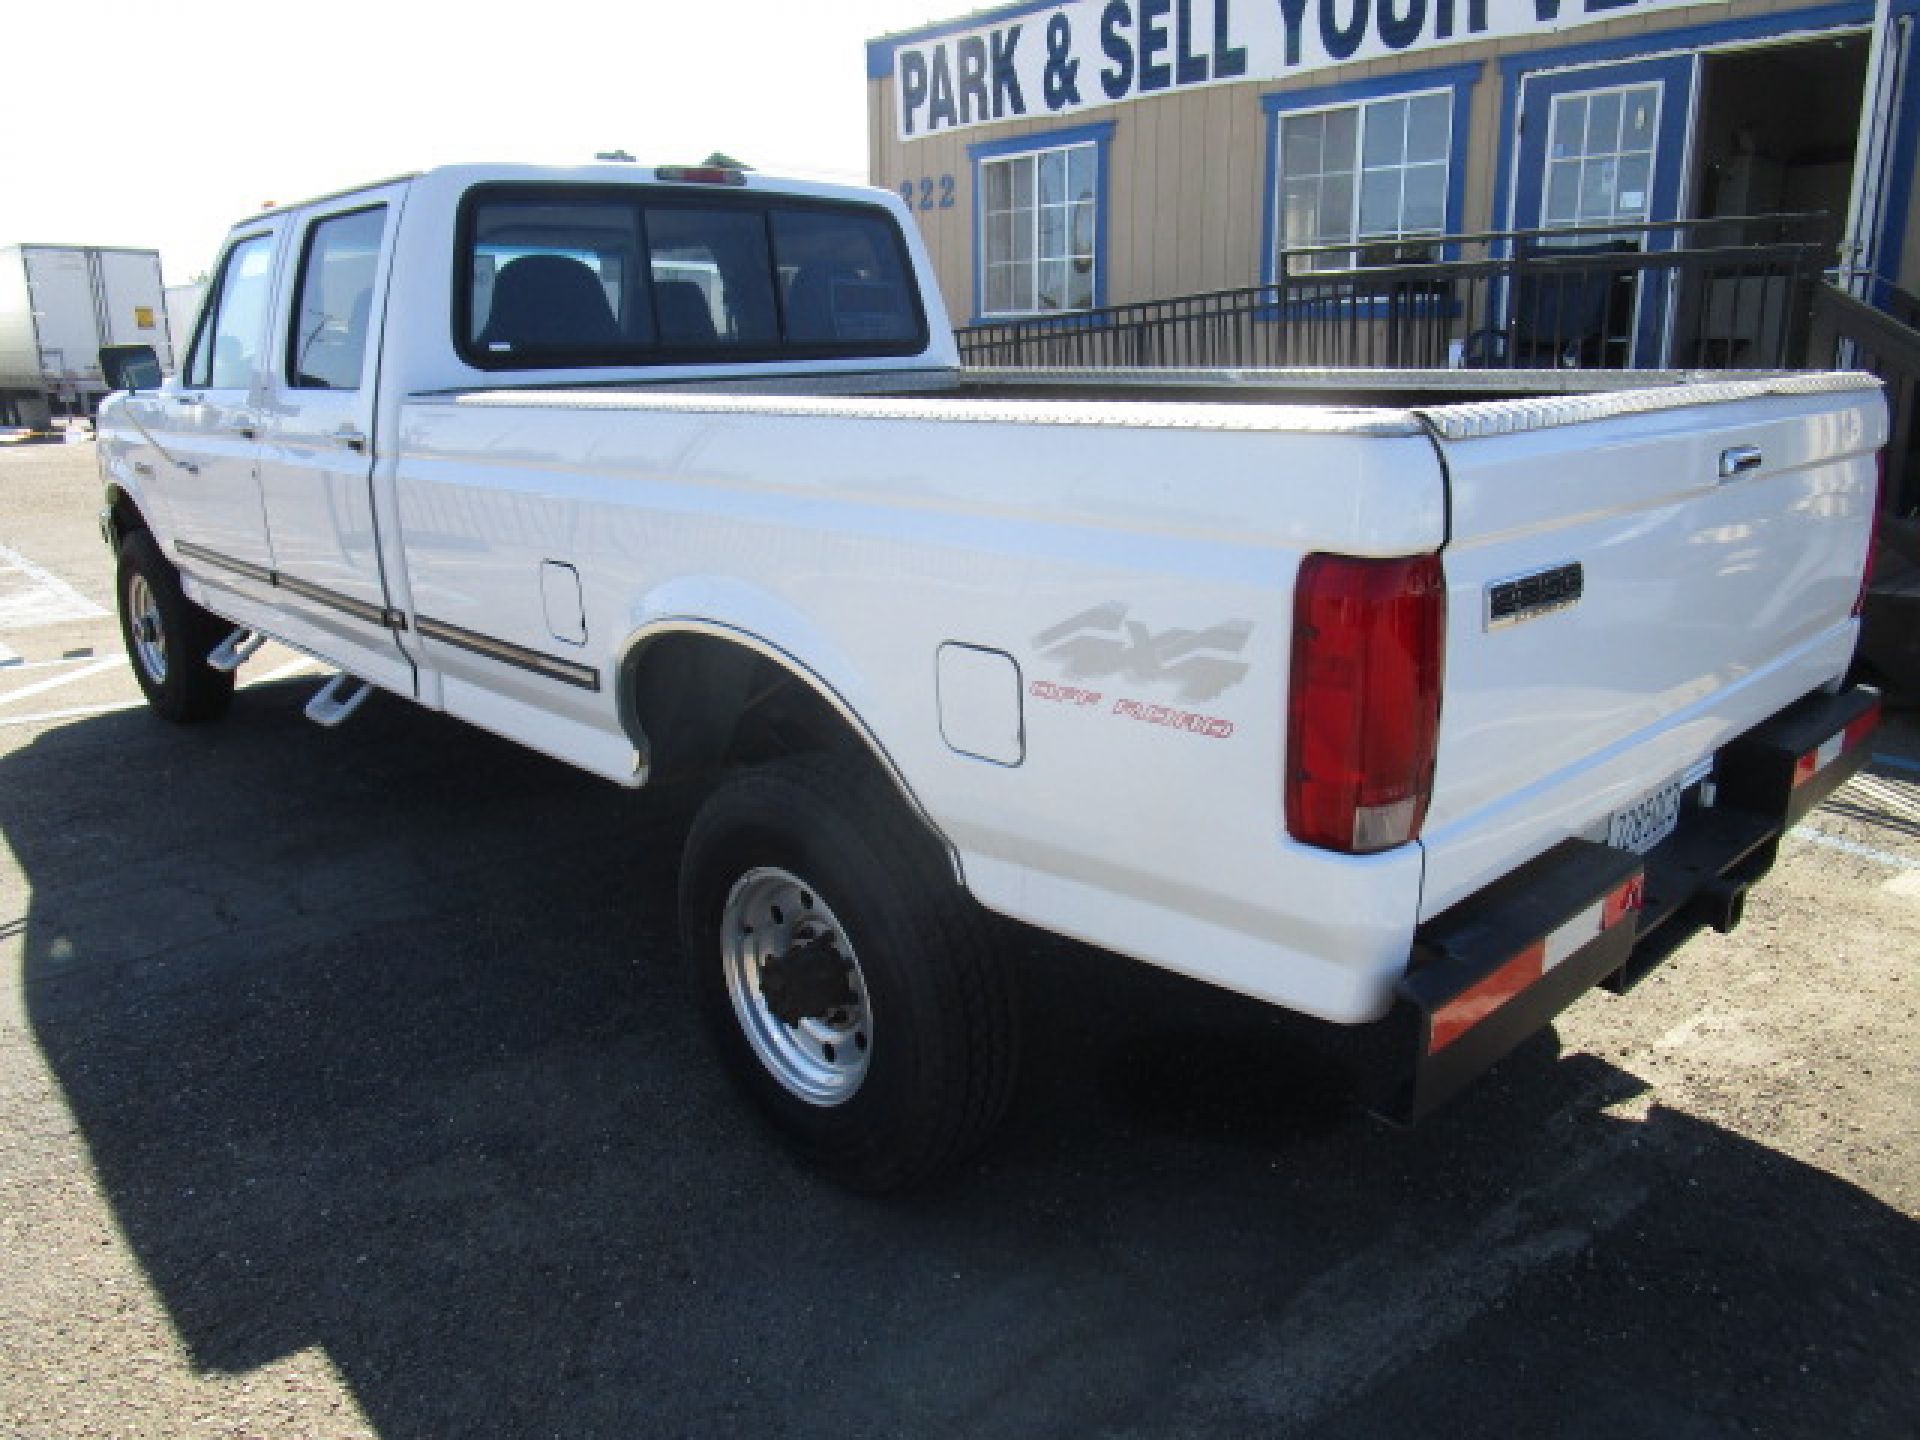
1696, 877, 1749, 935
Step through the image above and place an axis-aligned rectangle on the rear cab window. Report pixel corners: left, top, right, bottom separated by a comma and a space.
456, 184, 927, 369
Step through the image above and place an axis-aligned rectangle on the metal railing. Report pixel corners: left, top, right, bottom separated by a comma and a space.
957, 214, 1833, 372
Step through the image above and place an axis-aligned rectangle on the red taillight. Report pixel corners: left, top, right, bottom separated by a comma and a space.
1287, 553, 1446, 854
1855, 449, 1886, 619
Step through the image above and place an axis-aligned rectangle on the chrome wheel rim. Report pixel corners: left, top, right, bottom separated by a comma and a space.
721, 866, 872, 1106
127, 573, 168, 684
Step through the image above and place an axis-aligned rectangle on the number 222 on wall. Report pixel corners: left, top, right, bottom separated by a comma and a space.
900, 176, 956, 211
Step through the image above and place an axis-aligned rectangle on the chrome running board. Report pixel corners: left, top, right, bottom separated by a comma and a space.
304, 672, 374, 728
208, 627, 268, 673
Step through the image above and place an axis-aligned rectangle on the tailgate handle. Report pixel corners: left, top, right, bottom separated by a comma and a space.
1719, 445, 1764, 481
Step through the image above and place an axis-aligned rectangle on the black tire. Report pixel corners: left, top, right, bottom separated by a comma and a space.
115, 528, 235, 723
679, 754, 1019, 1192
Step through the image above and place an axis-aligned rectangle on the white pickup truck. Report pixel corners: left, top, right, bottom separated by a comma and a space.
96, 162, 1885, 1189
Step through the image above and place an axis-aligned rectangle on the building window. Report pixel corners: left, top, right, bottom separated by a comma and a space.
1273, 88, 1454, 272
1542, 83, 1660, 233
970, 125, 1111, 319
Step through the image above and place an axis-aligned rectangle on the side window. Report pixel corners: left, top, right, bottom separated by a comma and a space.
287, 206, 388, 390
185, 234, 276, 390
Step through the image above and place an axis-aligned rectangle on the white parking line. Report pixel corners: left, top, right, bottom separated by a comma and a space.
0, 650, 120, 672
0, 698, 145, 728
0, 656, 126, 709
0, 639, 17, 665
0, 542, 107, 628
1789, 826, 1920, 872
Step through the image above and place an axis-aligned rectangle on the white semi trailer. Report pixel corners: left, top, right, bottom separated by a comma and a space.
0, 245, 172, 428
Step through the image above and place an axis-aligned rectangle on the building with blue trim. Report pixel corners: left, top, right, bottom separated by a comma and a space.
867, 0, 1920, 337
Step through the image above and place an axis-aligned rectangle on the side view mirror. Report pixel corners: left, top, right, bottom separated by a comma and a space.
100, 344, 162, 393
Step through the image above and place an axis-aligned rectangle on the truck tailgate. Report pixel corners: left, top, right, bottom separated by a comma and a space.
1416, 374, 1886, 919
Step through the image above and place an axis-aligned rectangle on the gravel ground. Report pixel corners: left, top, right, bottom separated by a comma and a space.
2, 442, 1915, 1438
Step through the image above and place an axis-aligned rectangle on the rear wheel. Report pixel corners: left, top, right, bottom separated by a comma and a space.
679, 755, 1018, 1191
115, 528, 234, 723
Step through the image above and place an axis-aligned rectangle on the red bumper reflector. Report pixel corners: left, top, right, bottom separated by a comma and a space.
1428, 872, 1643, 1054
1601, 873, 1645, 931
1429, 942, 1544, 1054
1791, 697, 1881, 789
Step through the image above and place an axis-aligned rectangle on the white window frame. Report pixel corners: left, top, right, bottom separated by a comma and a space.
977, 139, 1101, 319
1539, 80, 1665, 234
1273, 86, 1454, 273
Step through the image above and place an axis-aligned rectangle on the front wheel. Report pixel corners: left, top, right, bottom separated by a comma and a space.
679, 755, 1018, 1191
115, 528, 235, 723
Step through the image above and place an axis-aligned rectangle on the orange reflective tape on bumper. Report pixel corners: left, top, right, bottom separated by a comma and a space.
1427, 872, 1643, 1055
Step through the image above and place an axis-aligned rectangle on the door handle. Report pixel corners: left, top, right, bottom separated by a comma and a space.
332, 425, 369, 453
173, 393, 201, 405
1718, 445, 1763, 481
235, 425, 258, 440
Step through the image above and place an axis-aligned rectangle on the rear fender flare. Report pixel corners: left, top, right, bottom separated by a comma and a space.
616, 582, 960, 881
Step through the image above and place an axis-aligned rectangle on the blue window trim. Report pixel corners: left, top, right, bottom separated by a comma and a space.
867, 1, 1060, 81
1257, 61, 1481, 318
967, 121, 1116, 325
1487, 0, 1877, 244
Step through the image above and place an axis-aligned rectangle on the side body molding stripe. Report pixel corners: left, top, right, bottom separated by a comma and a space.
176, 538, 409, 631
415, 615, 602, 692
175, 536, 601, 693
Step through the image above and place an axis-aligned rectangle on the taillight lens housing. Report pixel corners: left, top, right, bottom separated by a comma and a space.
1287, 553, 1446, 854
1854, 449, 1886, 619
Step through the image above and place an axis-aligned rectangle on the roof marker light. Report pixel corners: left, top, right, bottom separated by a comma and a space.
654, 166, 747, 186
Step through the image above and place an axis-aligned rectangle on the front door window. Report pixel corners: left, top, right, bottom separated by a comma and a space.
186, 234, 276, 390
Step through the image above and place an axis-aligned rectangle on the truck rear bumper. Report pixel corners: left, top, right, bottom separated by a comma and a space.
1379, 685, 1880, 1124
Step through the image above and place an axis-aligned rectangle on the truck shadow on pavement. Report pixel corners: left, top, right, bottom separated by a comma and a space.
6, 689, 1916, 1439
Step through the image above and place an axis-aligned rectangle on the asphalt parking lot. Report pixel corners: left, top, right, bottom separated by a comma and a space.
2, 441, 1916, 1439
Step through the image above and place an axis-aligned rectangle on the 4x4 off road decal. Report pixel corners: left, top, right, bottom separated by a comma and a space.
1032, 603, 1252, 701
1028, 603, 1250, 740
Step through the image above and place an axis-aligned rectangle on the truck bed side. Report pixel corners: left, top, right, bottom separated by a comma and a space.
393, 390, 1447, 1022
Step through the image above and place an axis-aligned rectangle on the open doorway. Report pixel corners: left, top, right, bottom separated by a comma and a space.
1675, 34, 1870, 364
1691, 35, 1870, 251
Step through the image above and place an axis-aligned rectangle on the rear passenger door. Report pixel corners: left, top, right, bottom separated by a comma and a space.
255, 185, 414, 695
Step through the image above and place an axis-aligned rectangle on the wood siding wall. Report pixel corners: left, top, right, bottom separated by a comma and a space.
868, 0, 1916, 325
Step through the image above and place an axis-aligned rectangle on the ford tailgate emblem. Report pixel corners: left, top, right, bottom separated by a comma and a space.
1485, 562, 1584, 631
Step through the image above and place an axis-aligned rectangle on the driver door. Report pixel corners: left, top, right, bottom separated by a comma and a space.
140, 224, 284, 598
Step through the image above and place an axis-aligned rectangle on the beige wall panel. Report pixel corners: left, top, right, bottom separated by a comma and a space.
1176, 90, 1211, 292
1196, 87, 1230, 291
1108, 116, 1138, 308
1222, 90, 1260, 290
1151, 101, 1180, 300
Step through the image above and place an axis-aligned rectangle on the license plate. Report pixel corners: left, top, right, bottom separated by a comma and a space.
1608, 777, 1685, 855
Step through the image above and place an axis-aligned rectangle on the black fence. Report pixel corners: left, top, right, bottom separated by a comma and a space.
957, 214, 1832, 372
